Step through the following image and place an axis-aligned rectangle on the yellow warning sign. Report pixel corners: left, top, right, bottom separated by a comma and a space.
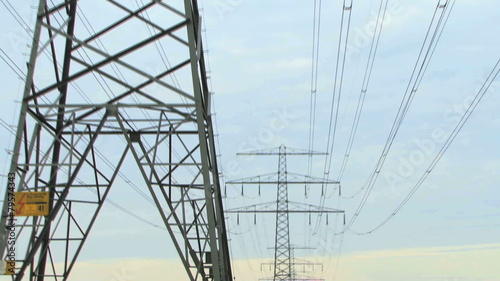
14, 192, 49, 216
4, 261, 15, 275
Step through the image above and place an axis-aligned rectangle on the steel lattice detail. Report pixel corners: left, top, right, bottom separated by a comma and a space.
0, 1, 232, 281
274, 146, 291, 281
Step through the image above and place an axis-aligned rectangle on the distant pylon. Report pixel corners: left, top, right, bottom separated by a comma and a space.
226, 145, 344, 281
0, 1, 232, 280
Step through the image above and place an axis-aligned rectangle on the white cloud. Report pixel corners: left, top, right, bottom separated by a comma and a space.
18, 243, 497, 281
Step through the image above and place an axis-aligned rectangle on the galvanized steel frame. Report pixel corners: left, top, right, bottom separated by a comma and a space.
0, 0, 232, 280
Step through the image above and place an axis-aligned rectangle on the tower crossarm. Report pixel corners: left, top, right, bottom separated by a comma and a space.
287, 201, 344, 214
226, 172, 339, 185
226, 201, 344, 215
237, 146, 327, 156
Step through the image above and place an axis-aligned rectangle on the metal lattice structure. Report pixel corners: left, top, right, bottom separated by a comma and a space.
274, 146, 292, 280
0, 0, 232, 280
226, 145, 344, 281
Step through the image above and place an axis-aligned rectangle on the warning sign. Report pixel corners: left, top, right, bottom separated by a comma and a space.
4, 261, 15, 275
14, 192, 49, 216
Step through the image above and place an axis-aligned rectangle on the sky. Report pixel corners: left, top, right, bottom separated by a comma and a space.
0, 0, 499, 281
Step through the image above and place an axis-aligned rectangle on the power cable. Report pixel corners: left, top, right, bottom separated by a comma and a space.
1, 0, 32, 32
306, 0, 323, 197
323, 0, 354, 177
351, 58, 500, 235
338, 0, 390, 184
0, 48, 26, 80
313, 0, 353, 234
336, 0, 456, 234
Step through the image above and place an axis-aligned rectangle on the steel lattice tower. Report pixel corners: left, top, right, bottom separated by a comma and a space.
226, 145, 344, 281
274, 145, 292, 280
0, 1, 232, 280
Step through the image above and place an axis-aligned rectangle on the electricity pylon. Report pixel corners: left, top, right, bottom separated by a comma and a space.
0, 1, 231, 280
226, 145, 344, 281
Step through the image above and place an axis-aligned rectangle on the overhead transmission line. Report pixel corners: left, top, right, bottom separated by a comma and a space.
315, 0, 392, 276
323, 0, 354, 179
0, 0, 32, 33
337, 0, 390, 184
321, 3, 456, 274
351, 58, 500, 235
338, 0, 457, 233
0, 48, 26, 80
310, 0, 353, 235
306, 0, 323, 197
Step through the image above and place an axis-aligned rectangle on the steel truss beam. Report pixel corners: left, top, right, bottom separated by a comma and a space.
0, 1, 231, 280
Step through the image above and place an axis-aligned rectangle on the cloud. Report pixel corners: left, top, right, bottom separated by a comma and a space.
331, 244, 500, 281
27, 243, 499, 281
